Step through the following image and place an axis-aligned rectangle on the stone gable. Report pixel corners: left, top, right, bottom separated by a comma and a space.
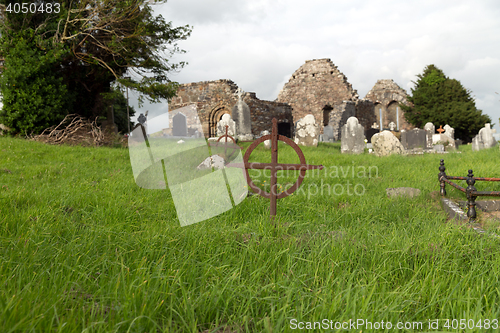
365, 79, 412, 130
276, 59, 359, 133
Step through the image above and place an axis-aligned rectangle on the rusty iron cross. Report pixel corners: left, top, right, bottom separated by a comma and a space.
215, 125, 239, 160
437, 125, 444, 134
226, 118, 324, 219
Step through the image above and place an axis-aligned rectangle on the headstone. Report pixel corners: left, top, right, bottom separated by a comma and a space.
137, 113, 147, 125
443, 124, 454, 140
388, 121, 396, 131
423, 122, 435, 133
432, 134, 456, 150
217, 114, 236, 137
261, 130, 271, 149
433, 144, 445, 153
340, 116, 366, 154
472, 123, 498, 151
294, 114, 319, 147
231, 88, 253, 141
196, 155, 226, 171
371, 130, 407, 156
386, 187, 421, 199
455, 139, 462, 149
322, 125, 334, 143
172, 112, 187, 137
424, 122, 435, 149
400, 128, 426, 150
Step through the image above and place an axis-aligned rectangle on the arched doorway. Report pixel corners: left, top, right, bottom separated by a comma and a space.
208, 107, 230, 137
387, 101, 399, 130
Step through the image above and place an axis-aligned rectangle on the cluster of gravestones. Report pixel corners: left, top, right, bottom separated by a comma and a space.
337, 118, 498, 156
203, 88, 255, 143
147, 90, 497, 155
212, 110, 499, 156
471, 123, 498, 151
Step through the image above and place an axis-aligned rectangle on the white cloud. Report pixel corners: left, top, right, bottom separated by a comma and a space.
129, 0, 500, 124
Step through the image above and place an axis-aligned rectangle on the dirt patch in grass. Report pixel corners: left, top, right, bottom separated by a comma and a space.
477, 211, 500, 231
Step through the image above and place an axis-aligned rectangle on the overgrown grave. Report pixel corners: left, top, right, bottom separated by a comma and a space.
438, 159, 500, 236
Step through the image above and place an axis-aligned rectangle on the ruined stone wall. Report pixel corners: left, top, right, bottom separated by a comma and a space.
169, 80, 293, 138
354, 99, 376, 131
245, 94, 293, 137
168, 62, 414, 141
328, 101, 356, 141
277, 59, 359, 134
365, 79, 413, 130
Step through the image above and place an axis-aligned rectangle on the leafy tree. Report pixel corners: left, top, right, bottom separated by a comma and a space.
0, 0, 190, 135
400, 64, 491, 142
0, 30, 71, 135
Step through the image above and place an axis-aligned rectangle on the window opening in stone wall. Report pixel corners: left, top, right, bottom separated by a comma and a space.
323, 105, 333, 126
278, 122, 291, 138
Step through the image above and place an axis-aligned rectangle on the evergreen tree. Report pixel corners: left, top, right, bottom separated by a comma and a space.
400, 64, 490, 142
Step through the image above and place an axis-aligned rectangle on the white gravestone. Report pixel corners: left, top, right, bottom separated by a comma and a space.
443, 124, 454, 140
424, 122, 435, 149
294, 114, 319, 147
340, 117, 366, 154
217, 114, 236, 137
260, 130, 271, 149
231, 88, 253, 141
472, 123, 498, 151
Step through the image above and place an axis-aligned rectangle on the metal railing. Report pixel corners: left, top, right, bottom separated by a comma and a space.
438, 159, 500, 222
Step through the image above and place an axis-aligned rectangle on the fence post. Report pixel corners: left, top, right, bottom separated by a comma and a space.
466, 169, 477, 222
439, 159, 447, 196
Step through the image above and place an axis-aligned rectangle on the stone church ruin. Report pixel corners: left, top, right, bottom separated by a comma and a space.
168, 58, 412, 140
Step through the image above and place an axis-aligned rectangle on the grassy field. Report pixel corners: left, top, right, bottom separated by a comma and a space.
1, 136, 500, 332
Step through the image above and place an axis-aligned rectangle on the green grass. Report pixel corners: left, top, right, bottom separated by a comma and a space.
1, 137, 500, 332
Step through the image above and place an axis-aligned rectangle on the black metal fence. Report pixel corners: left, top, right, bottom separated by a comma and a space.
438, 159, 500, 222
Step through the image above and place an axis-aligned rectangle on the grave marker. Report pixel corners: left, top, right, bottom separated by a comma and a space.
172, 112, 188, 137
227, 118, 323, 220
401, 128, 426, 150
340, 116, 365, 154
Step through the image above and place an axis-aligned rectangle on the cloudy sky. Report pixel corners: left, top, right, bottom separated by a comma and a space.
131, 0, 500, 127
